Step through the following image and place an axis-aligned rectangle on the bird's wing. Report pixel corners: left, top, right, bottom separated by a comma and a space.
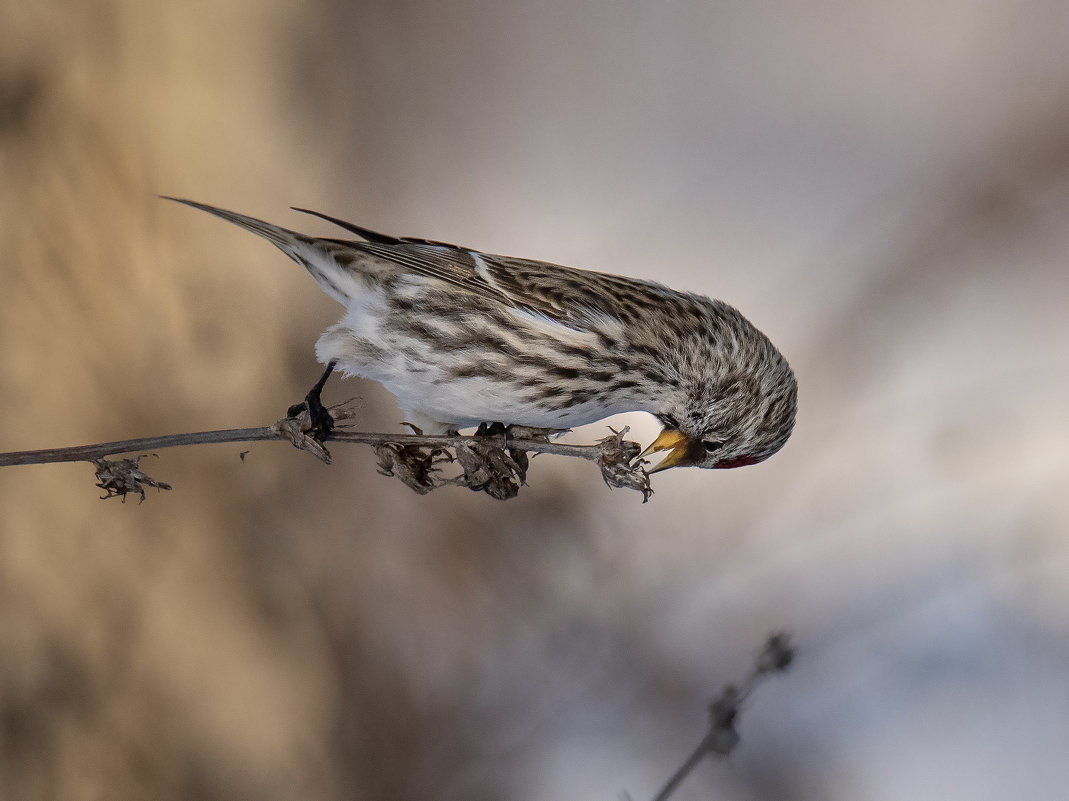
358, 241, 521, 308
293, 207, 523, 306
365, 242, 669, 334
291, 207, 664, 330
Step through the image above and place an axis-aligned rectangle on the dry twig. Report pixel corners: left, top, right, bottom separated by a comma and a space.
0, 400, 653, 502
93, 454, 173, 503
646, 633, 795, 801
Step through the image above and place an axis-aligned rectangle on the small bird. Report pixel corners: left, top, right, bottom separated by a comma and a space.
167, 198, 796, 471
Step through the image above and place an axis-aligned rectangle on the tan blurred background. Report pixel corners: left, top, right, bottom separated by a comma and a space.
2, 1, 1069, 799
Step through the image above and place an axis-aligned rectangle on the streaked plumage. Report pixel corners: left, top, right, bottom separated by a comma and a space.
167, 198, 797, 470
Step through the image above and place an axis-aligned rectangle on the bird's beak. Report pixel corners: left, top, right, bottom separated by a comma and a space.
640, 428, 692, 473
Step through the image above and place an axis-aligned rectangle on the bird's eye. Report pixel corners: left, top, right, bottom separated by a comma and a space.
703, 440, 723, 453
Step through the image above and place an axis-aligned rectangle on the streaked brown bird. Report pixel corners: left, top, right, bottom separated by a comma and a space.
168, 198, 796, 471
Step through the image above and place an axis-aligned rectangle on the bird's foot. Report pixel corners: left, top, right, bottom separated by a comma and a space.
475, 421, 510, 448
472, 421, 566, 454
287, 395, 334, 441
287, 361, 337, 442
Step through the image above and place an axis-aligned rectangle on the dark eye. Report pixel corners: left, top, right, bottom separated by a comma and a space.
703, 440, 723, 453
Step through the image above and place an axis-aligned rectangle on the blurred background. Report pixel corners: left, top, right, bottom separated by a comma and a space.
2, 1, 1068, 799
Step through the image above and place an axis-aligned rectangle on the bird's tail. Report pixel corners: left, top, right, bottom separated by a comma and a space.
163, 196, 359, 305
162, 196, 306, 253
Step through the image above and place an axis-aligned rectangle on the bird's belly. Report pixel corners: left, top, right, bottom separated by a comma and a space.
387, 374, 634, 430
315, 296, 649, 429
336, 349, 641, 429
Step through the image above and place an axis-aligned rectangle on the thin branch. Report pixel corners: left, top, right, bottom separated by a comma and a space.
0, 427, 623, 466
647, 633, 795, 801
0, 427, 279, 466
0, 401, 653, 502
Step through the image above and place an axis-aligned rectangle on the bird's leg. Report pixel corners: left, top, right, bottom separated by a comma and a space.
288, 360, 337, 441
476, 421, 509, 449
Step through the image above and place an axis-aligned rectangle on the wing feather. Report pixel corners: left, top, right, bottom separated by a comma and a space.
288, 207, 672, 332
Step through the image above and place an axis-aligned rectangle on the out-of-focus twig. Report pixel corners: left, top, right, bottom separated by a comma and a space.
647, 633, 795, 801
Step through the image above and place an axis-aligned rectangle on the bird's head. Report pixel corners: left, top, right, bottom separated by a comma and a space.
643, 340, 797, 472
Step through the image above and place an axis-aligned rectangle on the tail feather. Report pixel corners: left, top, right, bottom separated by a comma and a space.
162, 196, 306, 254
163, 196, 361, 305
290, 206, 399, 245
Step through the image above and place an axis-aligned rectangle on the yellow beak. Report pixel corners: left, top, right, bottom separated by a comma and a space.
640, 428, 691, 473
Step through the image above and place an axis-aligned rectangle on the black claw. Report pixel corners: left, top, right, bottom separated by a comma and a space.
475, 421, 510, 449
290, 361, 337, 441
306, 393, 335, 440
